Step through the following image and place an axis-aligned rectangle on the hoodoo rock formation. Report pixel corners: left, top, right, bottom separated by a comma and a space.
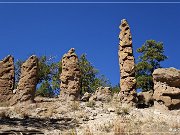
60, 48, 81, 101
118, 19, 137, 106
153, 68, 180, 110
10, 55, 38, 105
0, 55, 15, 104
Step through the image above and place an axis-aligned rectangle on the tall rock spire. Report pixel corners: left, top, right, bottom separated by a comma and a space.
10, 55, 38, 105
118, 19, 137, 106
60, 48, 81, 101
0, 55, 15, 105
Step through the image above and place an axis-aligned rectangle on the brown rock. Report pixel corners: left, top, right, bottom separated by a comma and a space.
60, 48, 81, 101
81, 92, 91, 102
153, 68, 180, 110
153, 68, 180, 88
89, 87, 112, 102
0, 55, 15, 105
137, 90, 154, 108
10, 55, 38, 105
118, 19, 137, 106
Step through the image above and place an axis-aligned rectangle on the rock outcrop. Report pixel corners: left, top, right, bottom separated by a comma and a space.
118, 19, 137, 106
89, 87, 112, 102
10, 55, 38, 105
60, 48, 81, 101
0, 55, 15, 105
153, 68, 180, 110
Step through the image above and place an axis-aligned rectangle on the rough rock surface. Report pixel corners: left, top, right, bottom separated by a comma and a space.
81, 92, 91, 102
153, 68, 180, 88
118, 19, 137, 106
137, 90, 154, 108
89, 87, 112, 102
60, 48, 81, 101
153, 68, 180, 110
0, 55, 15, 105
10, 55, 38, 105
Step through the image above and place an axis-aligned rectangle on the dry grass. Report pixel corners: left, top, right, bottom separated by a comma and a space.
75, 110, 87, 119
99, 121, 114, 133
0, 110, 7, 118
62, 129, 77, 135
70, 101, 80, 111
115, 106, 130, 116
113, 118, 128, 135
104, 96, 112, 103
113, 117, 142, 135
0, 102, 9, 107
84, 126, 93, 135
86, 101, 96, 108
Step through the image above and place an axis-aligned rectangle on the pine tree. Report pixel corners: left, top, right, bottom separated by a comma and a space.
79, 54, 110, 94
136, 40, 167, 91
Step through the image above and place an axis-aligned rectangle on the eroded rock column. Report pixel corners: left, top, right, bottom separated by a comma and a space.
118, 19, 137, 106
10, 55, 38, 105
60, 48, 81, 101
0, 55, 15, 104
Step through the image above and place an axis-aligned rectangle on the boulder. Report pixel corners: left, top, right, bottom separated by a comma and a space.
89, 87, 112, 102
153, 68, 180, 110
153, 68, 180, 88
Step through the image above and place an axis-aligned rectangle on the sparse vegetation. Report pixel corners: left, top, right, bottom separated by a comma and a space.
70, 129, 77, 135
113, 119, 126, 135
84, 126, 93, 135
99, 121, 114, 132
70, 101, 80, 111
115, 106, 130, 115
111, 84, 120, 94
62, 129, 77, 135
0, 110, 7, 118
86, 100, 96, 108
0, 102, 9, 107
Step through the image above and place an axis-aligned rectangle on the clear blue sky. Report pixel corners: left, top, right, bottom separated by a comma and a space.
0, 1, 180, 86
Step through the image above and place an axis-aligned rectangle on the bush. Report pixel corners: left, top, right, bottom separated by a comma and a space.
115, 106, 130, 116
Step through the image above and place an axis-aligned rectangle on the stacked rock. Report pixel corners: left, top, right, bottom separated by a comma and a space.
118, 19, 137, 106
0, 55, 15, 105
60, 48, 81, 101
10, 55, 38, 105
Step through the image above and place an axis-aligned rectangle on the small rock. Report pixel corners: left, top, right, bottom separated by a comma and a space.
108, 107, 115, 112
81, 92, 91, 102
89, 116, 94, 120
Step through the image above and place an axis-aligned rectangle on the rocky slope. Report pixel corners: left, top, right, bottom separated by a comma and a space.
0, 97, 179, 135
